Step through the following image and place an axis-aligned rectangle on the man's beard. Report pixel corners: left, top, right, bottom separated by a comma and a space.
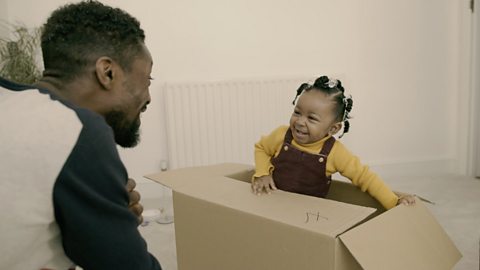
104, 110, 141, 148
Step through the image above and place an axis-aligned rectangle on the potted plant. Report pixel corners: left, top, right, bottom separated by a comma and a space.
0, 22, 42, 84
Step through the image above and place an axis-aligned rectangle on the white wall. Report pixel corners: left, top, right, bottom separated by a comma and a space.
3, 1, 472, 189
0, 1, 9, 37
474, 5, 480, 177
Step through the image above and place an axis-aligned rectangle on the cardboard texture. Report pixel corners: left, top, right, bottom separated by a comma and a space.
145, 163, 461, 270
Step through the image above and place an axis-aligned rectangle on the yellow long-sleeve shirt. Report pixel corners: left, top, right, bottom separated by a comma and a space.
254, 125, 399, 209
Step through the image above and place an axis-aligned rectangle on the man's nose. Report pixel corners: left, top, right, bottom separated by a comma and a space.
141, 99, 151, 113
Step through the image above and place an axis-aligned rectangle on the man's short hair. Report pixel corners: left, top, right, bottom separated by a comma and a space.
41, 0, 146, 81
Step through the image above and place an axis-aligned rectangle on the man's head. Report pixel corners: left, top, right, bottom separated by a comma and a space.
40, 0, 153, 147
41, 0, 146, 81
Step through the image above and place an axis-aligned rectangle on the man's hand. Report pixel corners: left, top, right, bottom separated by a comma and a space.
126, 178, 144, 225
251, 175, 277, 195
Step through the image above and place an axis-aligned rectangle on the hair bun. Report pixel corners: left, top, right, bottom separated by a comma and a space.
292, 82, 312, 105
337, 80, 344, 92
345, 97, 353, 112
314, 76, 329, 88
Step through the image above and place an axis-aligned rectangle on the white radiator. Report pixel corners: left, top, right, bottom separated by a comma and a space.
162, 77, 310, 169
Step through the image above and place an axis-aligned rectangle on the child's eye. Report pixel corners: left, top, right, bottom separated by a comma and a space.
149, 76, 154, 81
293, 110, 300, 115
308, 116, 319, 122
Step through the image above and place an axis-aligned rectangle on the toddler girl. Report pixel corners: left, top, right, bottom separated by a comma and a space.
252, 75, 414, 209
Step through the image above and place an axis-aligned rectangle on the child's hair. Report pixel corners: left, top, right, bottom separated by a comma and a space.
292, 76, 353, 138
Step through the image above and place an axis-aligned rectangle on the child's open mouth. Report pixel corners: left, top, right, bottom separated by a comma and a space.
293, 128, 308, 138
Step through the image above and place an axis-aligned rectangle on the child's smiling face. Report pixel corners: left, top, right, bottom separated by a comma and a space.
289, 90, 342, 144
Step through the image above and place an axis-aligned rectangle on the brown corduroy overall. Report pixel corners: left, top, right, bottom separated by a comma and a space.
271, 129, 336, 198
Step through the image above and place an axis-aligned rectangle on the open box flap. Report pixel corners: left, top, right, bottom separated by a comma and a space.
146, 163, 376, 236
339, 199, 462, 270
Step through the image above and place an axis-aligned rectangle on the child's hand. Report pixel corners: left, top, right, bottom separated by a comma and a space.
395, 192, 416, 206
252, 175, 277, 195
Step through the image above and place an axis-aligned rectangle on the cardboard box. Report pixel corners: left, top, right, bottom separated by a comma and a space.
145, 163, 461, 270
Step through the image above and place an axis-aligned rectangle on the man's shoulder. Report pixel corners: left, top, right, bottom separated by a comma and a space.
0, 77, 34, 91
1, 79, 109, 131
0, 80, 115, 167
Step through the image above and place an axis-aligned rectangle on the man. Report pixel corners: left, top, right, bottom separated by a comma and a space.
0, 1, 161, 269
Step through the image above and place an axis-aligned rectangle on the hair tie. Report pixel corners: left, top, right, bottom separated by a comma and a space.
325, 78, 338, 88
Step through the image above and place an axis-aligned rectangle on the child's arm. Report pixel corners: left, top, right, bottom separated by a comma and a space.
252, 126, 288, 194
330, 142, 399, 209
253, 126, 288, 178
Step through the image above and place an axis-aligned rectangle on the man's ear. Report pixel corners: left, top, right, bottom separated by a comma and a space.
95, 57, 115, 90
328, 122, 343, 136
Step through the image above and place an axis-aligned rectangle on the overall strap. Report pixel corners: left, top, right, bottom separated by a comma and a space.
284, 128, 293, 144
319, 136, 336, 156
